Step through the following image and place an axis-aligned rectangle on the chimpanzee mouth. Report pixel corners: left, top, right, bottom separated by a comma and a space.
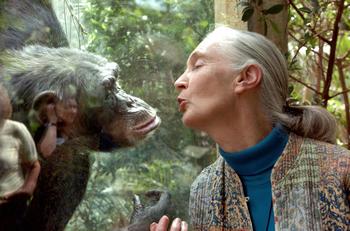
133, 116, 161, 135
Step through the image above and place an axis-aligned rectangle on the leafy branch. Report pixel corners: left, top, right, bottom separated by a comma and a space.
288, 0, 330, 45
336, 61, 350, 149
63, 0, 87, 48
289, 75, 322, 95
238, 0, 285, 35
288, 0, 349, 147
321, 0, 346, 106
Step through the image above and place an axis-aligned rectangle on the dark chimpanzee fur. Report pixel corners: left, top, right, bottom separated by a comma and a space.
0, 0, 170, 230
0, 0, 68, 49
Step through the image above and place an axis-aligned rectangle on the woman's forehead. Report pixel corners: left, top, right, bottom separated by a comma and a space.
189, 41, 224, 62
58, 98, 77, 106
195, 38, 217, 52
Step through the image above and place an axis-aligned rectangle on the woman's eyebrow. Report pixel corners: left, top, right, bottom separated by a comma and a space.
187, 51, 205, 65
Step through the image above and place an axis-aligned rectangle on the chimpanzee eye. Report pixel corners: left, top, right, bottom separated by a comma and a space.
104, 93, 118, 108
113, 68, 119, 79
102, 77, 116, 91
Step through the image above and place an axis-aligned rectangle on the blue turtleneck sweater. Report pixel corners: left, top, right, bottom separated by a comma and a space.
219, 125, 289, 231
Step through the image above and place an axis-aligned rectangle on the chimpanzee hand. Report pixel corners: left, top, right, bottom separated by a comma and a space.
115, 190, 171, 231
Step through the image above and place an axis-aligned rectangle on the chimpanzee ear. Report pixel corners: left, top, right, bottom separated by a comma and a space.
32, 90, 59, 111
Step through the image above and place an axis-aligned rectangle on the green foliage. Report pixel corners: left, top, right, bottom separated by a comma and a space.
288, 0, 350, 146
261, 4, 284, 15
242, 6, 254, 22
238, 1, 286, 34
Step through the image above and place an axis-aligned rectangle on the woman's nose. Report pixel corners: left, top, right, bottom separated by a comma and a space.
70, 107, 78, 115
174, 74, 188, 91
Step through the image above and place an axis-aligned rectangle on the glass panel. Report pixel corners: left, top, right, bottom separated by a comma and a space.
0, 0, 215, 230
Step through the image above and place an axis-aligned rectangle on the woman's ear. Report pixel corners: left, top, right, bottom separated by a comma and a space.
234, 64, 262, 94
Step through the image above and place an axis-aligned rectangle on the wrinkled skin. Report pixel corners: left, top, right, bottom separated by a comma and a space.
0, 0, 168, 230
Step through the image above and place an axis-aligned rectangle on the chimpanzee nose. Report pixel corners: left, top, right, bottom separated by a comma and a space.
126, 98, 133, 107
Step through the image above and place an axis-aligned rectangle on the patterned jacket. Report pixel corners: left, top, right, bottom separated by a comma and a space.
189, 133, 350, 230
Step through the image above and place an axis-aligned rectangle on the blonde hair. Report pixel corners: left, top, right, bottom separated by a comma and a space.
204, 26, 336, 143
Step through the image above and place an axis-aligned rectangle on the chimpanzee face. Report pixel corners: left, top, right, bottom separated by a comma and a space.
0, 45, 161, 148
93, 62, 161, 146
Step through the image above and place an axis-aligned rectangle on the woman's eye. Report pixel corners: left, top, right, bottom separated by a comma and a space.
193, 60, 204, 70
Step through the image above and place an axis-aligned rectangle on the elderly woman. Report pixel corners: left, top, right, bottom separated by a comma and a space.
0, 84, 41, 230
151, 26, 349, 231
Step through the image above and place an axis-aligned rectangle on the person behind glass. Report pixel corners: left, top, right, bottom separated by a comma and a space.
153, 26, 350, 231
34, 93, 78, 158
0, 84, 41, 230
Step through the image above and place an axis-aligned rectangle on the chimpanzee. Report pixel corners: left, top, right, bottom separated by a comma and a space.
0, 0, 170, 230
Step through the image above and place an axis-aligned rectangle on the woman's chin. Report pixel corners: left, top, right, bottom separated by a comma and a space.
182, 113, 209, 131
182, 114, 195, 128
63, 120, 76, 126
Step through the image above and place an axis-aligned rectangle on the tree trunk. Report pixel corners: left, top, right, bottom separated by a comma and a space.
248, 0, 288, 54
214, 0, 288, 54
214, 0, 247, 30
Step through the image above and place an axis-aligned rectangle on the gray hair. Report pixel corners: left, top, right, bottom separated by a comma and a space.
0, 45, 118, 108
204, 26, 337, 143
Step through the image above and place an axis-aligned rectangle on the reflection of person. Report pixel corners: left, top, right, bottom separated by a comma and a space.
34, 96, 78, 158
0, 85, 41, 230
154, 26, 350, 231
